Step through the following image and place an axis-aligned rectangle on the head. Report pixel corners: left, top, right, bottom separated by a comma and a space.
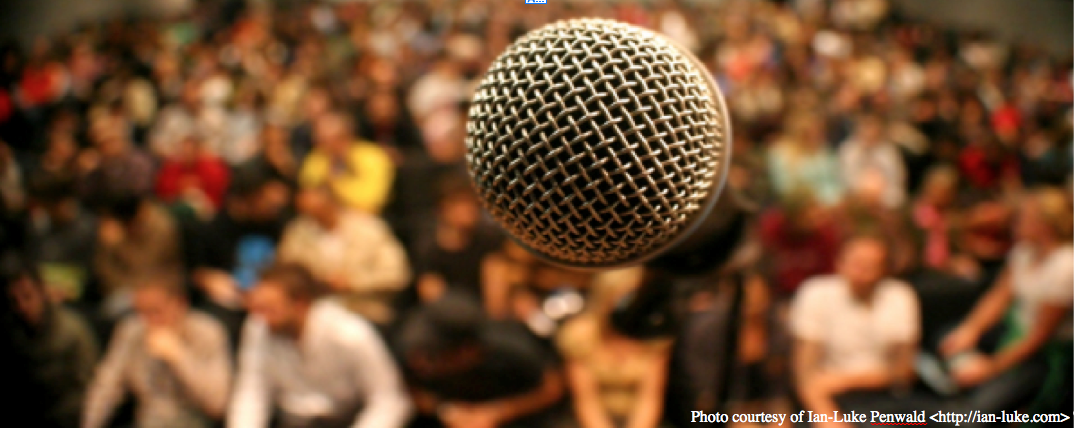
920, 165, 959, 206
436, 175, 480, 230
4, 262, 49, 326
175, 133, 205, 162
227, 170, 289, 221
313, 111, 354, 156
248, 263, 327, 336
101, 192, 147, 229
836, 234, 891, 300
296, 185, 342, 228
31, 177, 79, 223
1015, 187, 1074, 245
90, 114, 131, 157
783, 187, 826, 234
365, 90, 400, 125
303, 86, 334, 121
854, 113, 885, 145
399, 291, 486, 376
132, 277, 188, 329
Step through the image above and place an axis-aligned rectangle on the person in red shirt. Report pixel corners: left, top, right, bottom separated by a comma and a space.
155, 133, 230, 216
758, 189, 841, 298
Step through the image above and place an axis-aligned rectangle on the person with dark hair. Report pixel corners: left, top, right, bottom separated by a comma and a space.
791, 234, 923, 426
191, 169, 292, 348
83, 277, 232, 428
277, 184, 410, 325
26, 177, 97, 301
77, 113, 155, 206
228, 263, 412, 428
298, 111, 395, 215
396, 291, 567, 428
413, 174, 504, 304
0, 260, 98, 428
93, 193, 182, 319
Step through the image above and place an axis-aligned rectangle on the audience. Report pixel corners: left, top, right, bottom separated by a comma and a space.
83, 278, 231, 428
229, 263, 412, 428
0, 0, 1069, 426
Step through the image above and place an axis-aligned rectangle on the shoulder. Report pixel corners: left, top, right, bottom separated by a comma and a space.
313, 299, 380, 341
187, 311, 228, 336
351, 141, 390, 161
876, 279, 918, 303
53, 308, 95, 343
795, 275, 844, 301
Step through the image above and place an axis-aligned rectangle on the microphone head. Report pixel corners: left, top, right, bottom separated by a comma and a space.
465, 18, 731, 269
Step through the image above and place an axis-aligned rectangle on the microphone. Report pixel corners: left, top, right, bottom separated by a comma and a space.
464, 18, 734, 271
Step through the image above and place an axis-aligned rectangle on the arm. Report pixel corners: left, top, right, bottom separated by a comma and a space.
348, 220, 411, 293
82, 321, 135, 428
485, 368, 565, 425
167, 320, 232, 419
625, 350, 670, 428
227, 320, 272, 428
346, 318, 413, 428
990, 304, 1069, 375
565, 360, 616, 428
336, 146, 394, 215
793, 339, 840, 418
941, 269, 1013, 356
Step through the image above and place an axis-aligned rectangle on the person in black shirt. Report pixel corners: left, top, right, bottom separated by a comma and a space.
190, 169, 292, 350
395, 292, 567, 428
413, 174, 504, 304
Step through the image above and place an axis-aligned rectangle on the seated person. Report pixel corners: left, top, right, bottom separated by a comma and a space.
413, 174, 503, 304
940, 188, 1073, 417
277, 185, 410, 325
83, 276, 231, 428
791, 234, 921, 427
556, 267, 672, 428
228, 263, 411, 428
396, 292, 567, 428
2, 260, 98, 428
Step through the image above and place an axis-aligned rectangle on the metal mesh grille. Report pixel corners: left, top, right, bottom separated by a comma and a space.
465, 18, 729, 268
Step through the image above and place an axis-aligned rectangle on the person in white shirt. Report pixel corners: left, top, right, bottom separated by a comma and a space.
228, 263, 412, 428
839, 114, 907, 209
940, 187, 1073, 416
792, 234, 920, 426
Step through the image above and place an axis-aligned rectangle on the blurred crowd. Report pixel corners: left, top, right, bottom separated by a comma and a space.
0, 0, 1071, 427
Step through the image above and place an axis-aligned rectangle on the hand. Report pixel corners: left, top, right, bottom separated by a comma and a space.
98, 219, 126, 246
441, 404, 501, 428
76, 149, 101, 173
951, 354, 995, 388
326, 274, 351, 292
939, 326, 980, 358
809, 372, 854, 397
145, 328, 185, 363
195, 270, 244, 309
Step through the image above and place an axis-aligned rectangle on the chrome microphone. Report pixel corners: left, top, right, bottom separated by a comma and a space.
465, 18, 732, 269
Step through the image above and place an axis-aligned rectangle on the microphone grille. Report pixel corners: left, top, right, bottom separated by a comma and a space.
466, 18, 731, 268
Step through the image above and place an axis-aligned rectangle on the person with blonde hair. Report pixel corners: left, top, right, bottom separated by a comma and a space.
766, 111, 844, 206
556, 268, 673, 428
940, 187, 1073, 418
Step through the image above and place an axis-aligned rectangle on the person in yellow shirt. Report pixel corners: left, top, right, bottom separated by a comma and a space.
299, 111, 394, 215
